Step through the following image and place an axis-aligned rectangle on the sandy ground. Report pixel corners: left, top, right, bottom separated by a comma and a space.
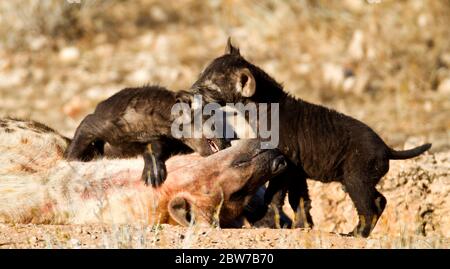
0, 224, 447, 249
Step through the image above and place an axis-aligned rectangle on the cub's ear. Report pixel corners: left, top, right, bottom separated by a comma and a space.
225, 37, 240, 56
168, 194, 194, 226
235, 68, 256, 97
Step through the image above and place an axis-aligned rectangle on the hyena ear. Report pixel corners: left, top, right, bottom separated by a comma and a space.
235, 68, 256, 97
225, 37, 240, 56
168, 194, 194, 226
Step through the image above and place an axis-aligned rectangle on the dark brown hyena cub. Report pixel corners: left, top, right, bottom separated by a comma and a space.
64, 86, 228, 187
190, 39, 432, 237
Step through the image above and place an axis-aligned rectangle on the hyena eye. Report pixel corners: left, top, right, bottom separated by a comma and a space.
231, 155, 251, 167
233, 161, 250, 168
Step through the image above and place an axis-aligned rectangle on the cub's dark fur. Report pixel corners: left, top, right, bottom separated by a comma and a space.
190, 39, 432, 237
64, 86, 228, 187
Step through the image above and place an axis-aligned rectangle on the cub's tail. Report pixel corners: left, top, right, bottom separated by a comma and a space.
388, 143, 432, 160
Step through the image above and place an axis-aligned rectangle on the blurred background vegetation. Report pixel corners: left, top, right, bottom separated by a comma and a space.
0, 0, 448, 151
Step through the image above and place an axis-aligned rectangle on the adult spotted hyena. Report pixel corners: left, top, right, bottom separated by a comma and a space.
0, 118, 287, 226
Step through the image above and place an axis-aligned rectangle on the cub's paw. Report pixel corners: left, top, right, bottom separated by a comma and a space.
142, 159, 167, 187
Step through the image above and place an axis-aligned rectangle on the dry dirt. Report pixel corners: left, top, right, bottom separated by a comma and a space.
0, 224, 447, 249
0, 0, 449, 248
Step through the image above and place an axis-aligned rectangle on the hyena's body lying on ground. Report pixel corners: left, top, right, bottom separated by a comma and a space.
0, 118, 287, 227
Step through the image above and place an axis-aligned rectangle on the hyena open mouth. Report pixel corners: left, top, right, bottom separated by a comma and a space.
208, 139, 220, 153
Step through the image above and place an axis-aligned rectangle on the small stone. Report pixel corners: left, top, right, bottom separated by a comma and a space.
348, 30, 365, 60
295, 63, 311, 75
29, 236, 38, 244
423, 101, 432, 112
29, 36, 47, 51
437, 78, 450, 94
439, 53, 450, 67
0, 69, 27, 88
344, 0, 364, 12
69, 238, 81, 248
150, 6, 168, 22
59, 47, 80, 64
417, 14, 428, 27
343, 77, 356, 92
323, 63, 344, 89
126, 69, 151, 85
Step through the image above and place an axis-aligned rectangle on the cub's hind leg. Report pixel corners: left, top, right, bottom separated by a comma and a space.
343, 154, 389, 237
343, 173, 387, 237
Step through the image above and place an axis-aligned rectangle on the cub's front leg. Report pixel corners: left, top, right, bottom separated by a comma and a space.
142, 139, 169, 187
